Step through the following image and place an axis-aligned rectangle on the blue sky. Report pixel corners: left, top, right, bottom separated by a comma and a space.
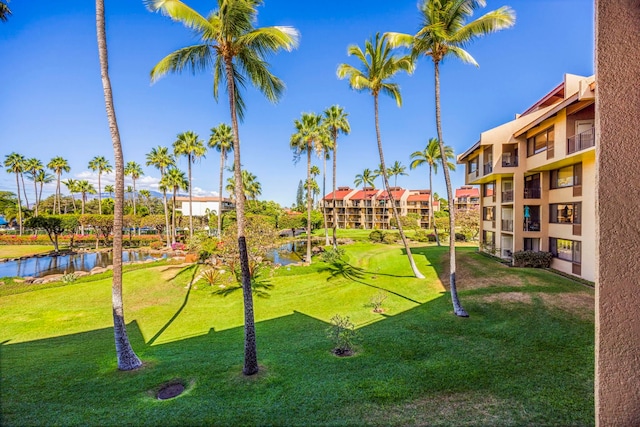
0, 0, 594, 208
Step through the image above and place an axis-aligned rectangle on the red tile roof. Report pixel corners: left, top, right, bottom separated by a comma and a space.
323, 187, 355, 201
455, 186, 479, 198
350, 188, 380, 200
407, 191, 431, 202
377, 188, 407, 200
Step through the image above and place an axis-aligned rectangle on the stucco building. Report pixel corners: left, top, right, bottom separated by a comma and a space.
457, 73, 595, 281
174, 196, 234, 217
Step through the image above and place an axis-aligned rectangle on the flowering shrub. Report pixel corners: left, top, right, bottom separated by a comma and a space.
171, 242, 186, 251
0, 233, 162, 247
149, 241, 164, 250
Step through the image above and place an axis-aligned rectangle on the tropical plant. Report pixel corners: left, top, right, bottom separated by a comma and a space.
326, 314, 359, 356
88, 155, 113, 215
62, 178, 79, 212
161, 167, 188, 244
32, 170, 54, 214
208, 123, 234, 239
225, 169, 261, 201
146, 145, 175, 247
386, 0, 515, 316
388, 160, 408, 187
4, 153, 25, 234
173, 130, 207, 239
0, 0, 11, 22
410, 138, 455, 245
322, 105, 350, 248
353, 168, 376, 189
104, 184, 115, 198
290, 112, 329, 265
23, 158, 44, 216
124, 161, 144, 217
338, 33, 423, 278
95, 0, 142, 370
47, 156, 70, 215
147, 0, 298, 376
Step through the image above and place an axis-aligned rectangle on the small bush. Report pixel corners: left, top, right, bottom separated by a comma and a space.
368, 230, 384, 243
412, 230, 431, 242
455, 233, 467, 242
368, 291, 388, 313
512, 251, 553, 268
382, 232, 400, 244
149, 241, 163, 250
321, 247, 345, 264
326, 314, 359, 356
61, 272, 78, 284
171, 242, 186, 251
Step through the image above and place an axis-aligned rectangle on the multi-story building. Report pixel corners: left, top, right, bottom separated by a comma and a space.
323, 187, 435, 230
457, 73, 595, 281
454, 186, 480, 212
174, 196, 234, 217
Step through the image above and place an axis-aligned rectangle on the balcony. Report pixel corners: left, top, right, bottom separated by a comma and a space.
523, 220, 540, 232
502, 190, 513, 203
524, 187, 541, 199
483, 162, 493, 174
501, 153, 518, 167
501, 219, 514, 232
567, 127, 595, 154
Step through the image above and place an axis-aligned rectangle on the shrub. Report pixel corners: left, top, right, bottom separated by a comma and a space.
382, 232, 400, 244
512, 251, 553, 268
368, 291, 388, 313
412, 229, 431, 242
368, 230, 384, 243
321, 247, 345, 264
455, 233, 467, 242
171, 242, 186, 251
61, 272, 78, 284
326, 314, 359, 356
149, 241, 163, 250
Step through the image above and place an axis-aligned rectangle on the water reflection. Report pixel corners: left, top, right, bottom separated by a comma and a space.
265, 241, 306, 265
0, 250, 163, 278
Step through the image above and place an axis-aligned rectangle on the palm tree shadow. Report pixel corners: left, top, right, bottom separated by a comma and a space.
147, 264, 200, 346
211, 267, 274, 299
317, 261, 421, 305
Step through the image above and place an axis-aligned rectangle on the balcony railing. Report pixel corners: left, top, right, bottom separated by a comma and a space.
501, 153, 518, 167
502, 190, 513, 203
523, 219, 541, 232
567, 127, 595, 154
524, 187, 541, 199
501, 219, 514, 232
483, 162, 493, 174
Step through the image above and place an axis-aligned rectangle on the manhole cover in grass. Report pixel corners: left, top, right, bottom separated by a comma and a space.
157, 382, 185, 400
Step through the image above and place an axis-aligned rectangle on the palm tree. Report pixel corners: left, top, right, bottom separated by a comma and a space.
95, 0, 142, 370
147, 0, 298, 376
290, 112, 328, 265
173, 131, 206, 239
125, 186, 134, 212
33, 170, 54, 214
161, 167, 189, 244
410, 138, 455, 245
4, 152, 24, 234
77, 180, 96, 215
354, 168, 376, 189
138, 189, 152, 211
338, 33, 423, 278
63, 178, 80, 212
146, 146, 175, 246
88, 156, 113, 215
322, 105, 350, 249
104, 184, 115, 199
24, 158, 44, 216
0, 1, 11, 22
386, 0, 515, 316
388, 160, 408, 187
208, 123, 234, 239
47, 156, 70, 215
310, 165, 321, 207
225, 169, 261, 201
124, 161, 144, 216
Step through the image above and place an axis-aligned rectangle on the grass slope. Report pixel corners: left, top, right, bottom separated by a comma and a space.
0, 244, 594, 426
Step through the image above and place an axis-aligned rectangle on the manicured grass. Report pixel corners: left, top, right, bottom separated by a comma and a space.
0, 245, 58, 259
0, 244, 594, 426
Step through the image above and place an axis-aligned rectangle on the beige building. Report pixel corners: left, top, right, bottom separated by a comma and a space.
323, 187, 437, 230
457, 73, 595, 281
454, 186, 480, 212
174, 196, 234, 217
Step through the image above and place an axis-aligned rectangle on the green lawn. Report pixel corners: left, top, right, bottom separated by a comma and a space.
0, 244, 594, 426
0, 245, 58, 259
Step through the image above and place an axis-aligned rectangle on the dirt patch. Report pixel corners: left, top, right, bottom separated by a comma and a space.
474, 292, 533, 304
156, 381, 186, 400
539, 292, 595, 320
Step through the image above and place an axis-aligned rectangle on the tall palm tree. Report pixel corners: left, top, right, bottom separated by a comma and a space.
386, 0, 515, 316
310, 165, 320, 207
388, 160, 408, 187
138, 189, 152, 211
146, 146, 175, 247
77, 180, 96, 215
33, 170, 54, 214
410, 138, 455, 245
95, 0, 142, 370
147, 0, 298, 376
338, 33, 424, 279
208, 123, 234, 239
354, 168, 376, 189
173, 131, 206, 239
104, 184, 115, 199
161, 167, 189, 244
322, 105, 350, 249
88, 155, 113, 215
290, 112, 328, 265
47, 156, 70, 215
24, 158, 43, 216
0, 1, 11, 23
4, 152, 24, 235
63, 178, 80, 212
124, 161, 144, 216
225, 169, 261, 201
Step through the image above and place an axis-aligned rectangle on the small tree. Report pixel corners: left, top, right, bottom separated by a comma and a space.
327, 314, 359, 356
25, 215, 78, 252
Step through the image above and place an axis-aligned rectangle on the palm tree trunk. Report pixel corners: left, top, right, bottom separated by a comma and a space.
162, 187, 170, 247
172, 188, 177, 245
306, 144, 312, 264
33, 175, 39, 217
225, 57, 258, 376
15, 173, 23, 235
39, 182, 44, 214
56, 173, 61, 215
322, 149, 329, 246
96, 0, 142, 370
429, 165, 440, 246
20, 173, 29, 210
98, 172, 103, 215
332, 131, 338, 249
188, 157, 193, 239
218, 150, 225, 239
434, 61, 467, 317
373, 94, 424, 279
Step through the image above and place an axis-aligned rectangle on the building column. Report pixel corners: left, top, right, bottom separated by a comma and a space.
595, 0, 640, 425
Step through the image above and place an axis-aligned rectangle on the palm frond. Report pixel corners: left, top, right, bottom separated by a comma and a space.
452, 6, 516, 45
240, 26, 300, 55
380, 83, 402, 107
236, 48, 284, 104
150, 44, 215, 83
144, 0, 212, 33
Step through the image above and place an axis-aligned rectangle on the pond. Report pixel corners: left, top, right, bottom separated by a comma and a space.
265, 241, 306, 266
0, 250, 164, 278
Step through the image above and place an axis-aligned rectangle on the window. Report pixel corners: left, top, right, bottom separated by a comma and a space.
483, 182, 495, 197
483, 230, 495, 248
523, 238, 540, 252
483, 206, 495, 221
549, 203, 581, 224
468, 157, 479, 174
551, 163, 582, 189
550, 238, 581, 263
527, 127, 554, 157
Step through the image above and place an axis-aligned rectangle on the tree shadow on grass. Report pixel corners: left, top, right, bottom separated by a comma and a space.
317, 261, 421, 305
147, 264, 200, 346
211, 266, 274, 299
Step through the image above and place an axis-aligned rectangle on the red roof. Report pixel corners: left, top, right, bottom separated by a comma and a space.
455, 186, 479, 198
350, 188, 380, 200
407, 191, 431, 202
377, 189, 407, 200
323, 187, 354, 201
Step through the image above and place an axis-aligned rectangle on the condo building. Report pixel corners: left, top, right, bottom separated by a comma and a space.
457, 74, 595, 281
